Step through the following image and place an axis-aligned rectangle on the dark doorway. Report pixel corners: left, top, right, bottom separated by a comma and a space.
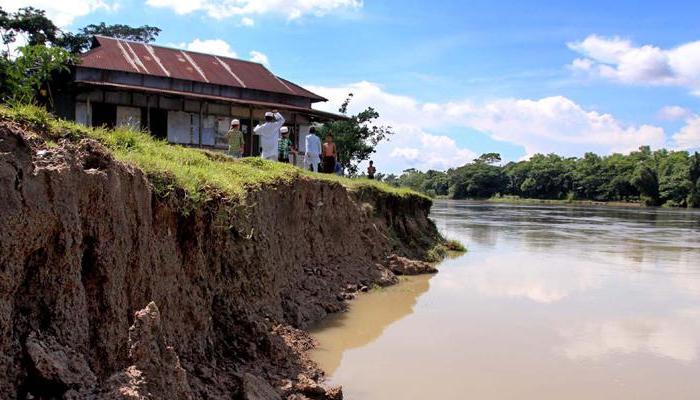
91, 103, 117, 128
148, 108, 168, 140
245, 119, 260, 156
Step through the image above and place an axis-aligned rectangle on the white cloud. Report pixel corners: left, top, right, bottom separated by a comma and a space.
432, 96, 667, 157
240, 16, 255, 26
308, 81, 477, 172
309, 81, 670, 172
568, 34, 700, 95
560, 309, 700, 362
1, 0, 118, 27
170, 39, 238, 58
659, 105, 692, 121
249, 50, 269, 66
145, 0, 362, 20
391, 148, 420, 161
672, 115, 700, 149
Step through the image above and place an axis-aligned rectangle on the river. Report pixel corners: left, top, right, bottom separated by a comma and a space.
310, 201, 700, 399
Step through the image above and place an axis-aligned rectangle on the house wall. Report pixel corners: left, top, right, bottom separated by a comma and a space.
72, 87, 312, 157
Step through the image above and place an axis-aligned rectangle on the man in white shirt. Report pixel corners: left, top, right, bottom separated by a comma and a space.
304, 127, 322, 172
253, 110, 285, 160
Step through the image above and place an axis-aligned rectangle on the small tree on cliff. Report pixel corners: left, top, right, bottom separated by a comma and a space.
318, 93, 395, 175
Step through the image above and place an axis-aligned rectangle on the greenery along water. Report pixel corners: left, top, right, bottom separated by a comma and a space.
311, 201, 700, 400
377, 149, 700, 208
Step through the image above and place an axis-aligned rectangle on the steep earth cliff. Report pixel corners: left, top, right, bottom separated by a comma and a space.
0, 115, 443, 399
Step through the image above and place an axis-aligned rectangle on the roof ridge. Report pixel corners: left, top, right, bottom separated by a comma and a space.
92, 35, 267, 67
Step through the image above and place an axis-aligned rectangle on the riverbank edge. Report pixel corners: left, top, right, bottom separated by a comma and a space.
0, 110, 446, 399
486, 196, 644, 208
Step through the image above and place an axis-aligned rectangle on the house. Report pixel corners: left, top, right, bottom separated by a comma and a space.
54, 35, 342, 159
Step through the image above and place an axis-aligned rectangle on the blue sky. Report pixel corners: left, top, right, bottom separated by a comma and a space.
6, 0, 700, 172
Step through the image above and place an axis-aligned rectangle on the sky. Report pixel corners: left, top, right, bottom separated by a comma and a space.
3, 0, 700, 173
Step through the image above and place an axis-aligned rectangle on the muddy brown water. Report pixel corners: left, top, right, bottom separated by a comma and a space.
310, 201, 700, 399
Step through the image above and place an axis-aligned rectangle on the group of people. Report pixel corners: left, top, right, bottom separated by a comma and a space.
225, 110, 341, 174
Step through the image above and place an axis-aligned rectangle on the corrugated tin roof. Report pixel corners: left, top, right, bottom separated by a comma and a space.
78, 36, 327, 102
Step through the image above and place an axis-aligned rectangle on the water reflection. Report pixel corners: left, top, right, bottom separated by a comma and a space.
437, 252, 603, 303
560, 308, 700, 362
312, 201, 700, 399
310, 275, 431, 375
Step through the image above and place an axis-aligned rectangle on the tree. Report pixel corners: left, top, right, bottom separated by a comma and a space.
474, 152, 502, 165
0, 6, 159, 101
4, 45, 75, 102
449, 162, 506, 199
318, 93, 395, 175
1, 7, 60, 47
687, 152, 700, 207
57, 23, 161, 53
657, 150, 691, 207
631, 164, 659, 206
573, 152, 605, 199
507, 153, 574, 199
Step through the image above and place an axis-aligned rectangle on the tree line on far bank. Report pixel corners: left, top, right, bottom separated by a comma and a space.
374, 148, 700, 208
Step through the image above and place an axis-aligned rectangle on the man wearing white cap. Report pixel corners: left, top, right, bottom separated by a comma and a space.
304, 126, 322, 172
253, 109, 285, 160
226, 119, 245, 158
278, 126, 293, 163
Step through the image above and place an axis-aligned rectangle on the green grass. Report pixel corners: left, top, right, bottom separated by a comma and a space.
445, 239, 466, 252
488, 195, 642, 208
0, 104, 427, 206
425, 239, 466, 263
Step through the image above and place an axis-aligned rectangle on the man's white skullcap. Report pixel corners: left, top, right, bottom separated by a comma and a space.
231, 119, 240, 126
280, 127, 289, 133
265, 112, 274, 117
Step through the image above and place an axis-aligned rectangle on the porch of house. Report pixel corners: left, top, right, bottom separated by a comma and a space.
62, 83, 341, 160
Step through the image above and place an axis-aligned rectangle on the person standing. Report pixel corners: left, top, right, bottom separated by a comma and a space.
304, 127, 322, 172
322, 134, 337, 174
278, 127, 293, 163
253, 110, 285, 161
226, 119, 245, 158
367, 160, 376, 179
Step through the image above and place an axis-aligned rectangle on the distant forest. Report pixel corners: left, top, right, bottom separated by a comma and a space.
374, 148, 700, 208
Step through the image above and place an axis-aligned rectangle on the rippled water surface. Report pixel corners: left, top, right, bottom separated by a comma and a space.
310, 201, 700, 399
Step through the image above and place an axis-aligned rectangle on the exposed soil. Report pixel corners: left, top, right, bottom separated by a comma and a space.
0, 118, 442, 400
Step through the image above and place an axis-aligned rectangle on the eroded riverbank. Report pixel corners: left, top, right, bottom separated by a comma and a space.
0, 113, 443, 399
310, 201, 700, 400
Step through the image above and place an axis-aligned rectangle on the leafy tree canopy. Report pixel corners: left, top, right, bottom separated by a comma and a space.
318, 93, 395, 175
376, 146, 700, 208
58, 23, 161, 53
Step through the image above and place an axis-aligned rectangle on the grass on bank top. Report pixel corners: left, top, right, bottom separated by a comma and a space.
0, 103, 426, 205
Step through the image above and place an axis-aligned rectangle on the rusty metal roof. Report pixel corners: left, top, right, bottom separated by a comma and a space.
78, 36, 326, 102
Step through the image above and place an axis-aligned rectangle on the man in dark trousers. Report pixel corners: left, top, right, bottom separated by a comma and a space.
322, 134, 337, 174
367, 160, 377, 179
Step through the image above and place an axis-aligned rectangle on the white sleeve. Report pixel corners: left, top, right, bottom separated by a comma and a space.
253, 124, 262, 135
305, 136, 310, 153
274, 113, 285, 129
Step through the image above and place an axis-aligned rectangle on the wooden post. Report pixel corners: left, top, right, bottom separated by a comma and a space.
248, 105, 254, 156
199, 102, 205, 147
146, 95, 151, 132
292, 112, 298, 166
86, 97, 92, 126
